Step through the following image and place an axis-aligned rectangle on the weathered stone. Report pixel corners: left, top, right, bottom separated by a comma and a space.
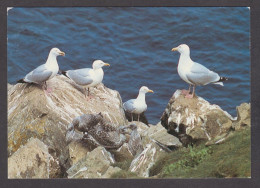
129, 139, 163, 177
68, 140, 95, 165
147, 122, 182, 147
8, 138, 61, 178
205, 132, 232, 146
160, 90, 234, 145
67, 146, 115, 178
109, 143, 134, 162
232, 103, 251, 130
8, 76, 127, 172
8, 83, 13, 91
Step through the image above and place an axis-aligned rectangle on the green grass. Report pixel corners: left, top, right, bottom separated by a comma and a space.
149, 128, 251, 178
110, 170, 140, 179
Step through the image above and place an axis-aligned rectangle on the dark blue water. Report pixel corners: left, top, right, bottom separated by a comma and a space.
7, 7, 250, 124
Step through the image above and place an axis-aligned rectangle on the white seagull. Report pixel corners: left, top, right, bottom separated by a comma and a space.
17, 47, 65, 93
62, 60, 110, 98
171, 44, 227, 98
123, 86, 154, 122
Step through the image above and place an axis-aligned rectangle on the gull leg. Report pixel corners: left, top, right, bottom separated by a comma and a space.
138, 114, 140, 122
185, 85, 195, 99
188, 84, 192, 94
43, 81, 52, 94
181, 84, 191, 95
85, 88, 87, 98
131, 114, 133, 122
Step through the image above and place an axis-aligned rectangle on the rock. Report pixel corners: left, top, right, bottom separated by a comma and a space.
232, 103, 250, 130
67, 146, 115, 178
68, 140, 96, 165
8, 138, 61, 178
160, 90, 234, 146
128, 121, 149, 137
8, 75, 127, 174
205, 132, 232, 146
147, 122, 182, 147
129, 139, 163, 177
108, 143, 134, 162
8, 83, 13, 91
101, 166, 122, 178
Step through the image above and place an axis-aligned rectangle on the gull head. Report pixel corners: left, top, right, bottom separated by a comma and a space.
50, 48, 65, 57
171, 44, 190, 56
92, 60, 110, 70
139, 86, 154, 94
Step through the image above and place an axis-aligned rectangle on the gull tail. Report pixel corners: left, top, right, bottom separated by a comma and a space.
61, 71, 69, 78
214, 77, 228, 86
17, 78, 26, 83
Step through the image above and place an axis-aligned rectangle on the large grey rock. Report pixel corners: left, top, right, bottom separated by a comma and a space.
129, 139, 163, 177
147, 122, 182, 147
67, 146, 115, 178
8, 138, 61, 179
160, 90, 234, 146
109, 143, 134, 162
68, 140, 96, 165
232, 103, 250, 130
8, 75, 127, 175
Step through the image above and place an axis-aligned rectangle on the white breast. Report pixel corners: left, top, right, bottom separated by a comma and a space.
46, 60, 59, 79
177, 56, 193, 85
89, 68, 104, 87
133, 100, 147, 114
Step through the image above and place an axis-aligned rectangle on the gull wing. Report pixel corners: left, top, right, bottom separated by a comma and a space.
66, 68, 93, 86
123, 99, 136, 113
24, 64, 52, 83
186, 62, 220, 85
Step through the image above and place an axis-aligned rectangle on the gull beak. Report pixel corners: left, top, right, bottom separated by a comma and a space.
59, 51, 65, 56
148, 90, 154, 93
171, 47, 178, 52
104, 63, 110, 66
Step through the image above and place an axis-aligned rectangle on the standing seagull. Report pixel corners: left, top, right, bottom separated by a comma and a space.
17, 48, 65, 93
171, 44, 227, 98
62, 60, 110, 98
123, 86, 153, 122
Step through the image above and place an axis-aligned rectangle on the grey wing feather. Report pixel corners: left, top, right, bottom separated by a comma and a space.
67, 68, 93, 86
24, 64, 52, 83
123, 99, 136, 113
187, 62, 220, 85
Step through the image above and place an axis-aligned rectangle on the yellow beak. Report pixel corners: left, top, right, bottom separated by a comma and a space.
59, 51, 65, 56
104, 63, 110, 66
171, 47, 178, 52
148, 90, 154, 93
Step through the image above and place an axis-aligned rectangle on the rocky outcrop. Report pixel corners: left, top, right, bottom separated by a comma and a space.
8, 138, 61, 178
66, 146, 115, 178
232, 103, 250, 130
147, 122, 182, 148
161, 90, 235, 146
8, 75, 127, 177
129, 140, 162, 177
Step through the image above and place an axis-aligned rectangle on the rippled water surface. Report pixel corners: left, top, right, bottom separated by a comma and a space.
7, 7, 250, 124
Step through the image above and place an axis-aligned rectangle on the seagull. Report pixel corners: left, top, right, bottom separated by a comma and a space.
171, 44, 227, 98
123, 86, 153, 122
17, 48, 65, 93
62, 60, 110, 98
67, 113, 129, 149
